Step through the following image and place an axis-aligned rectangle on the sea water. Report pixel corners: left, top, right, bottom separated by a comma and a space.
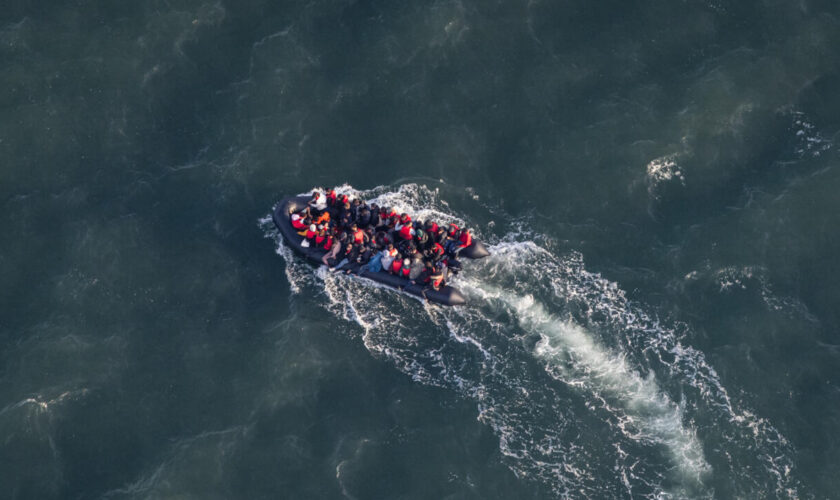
1, 1, 839, 498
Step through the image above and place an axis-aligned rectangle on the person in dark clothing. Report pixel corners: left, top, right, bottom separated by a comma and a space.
373, 230, 390, 250
339, 206, 353, 229
339, 201, 353, 224
355, 244, 373, 266
369, 203, 380, 228
357, 208, 372, 228
414, 228, 430, 251
428, 263, 445, 290
397, 238, 416, 257
445, 257, 461, 277
413, 261, 435, 286
424, 240, 445, 263
350, 199, 363, 222
333, 243, 356, 272
424, 220, 442, 243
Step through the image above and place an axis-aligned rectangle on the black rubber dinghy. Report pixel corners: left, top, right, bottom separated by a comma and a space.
272, 196, 490, 306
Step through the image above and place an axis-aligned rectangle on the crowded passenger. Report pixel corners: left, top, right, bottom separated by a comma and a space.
308, 191, 327, 214
288, 189, 478, 295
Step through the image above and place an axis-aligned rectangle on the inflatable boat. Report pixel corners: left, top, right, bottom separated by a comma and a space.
272, 195, 490, 306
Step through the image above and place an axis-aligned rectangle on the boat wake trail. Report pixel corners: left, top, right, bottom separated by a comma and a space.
263, 184, 799, 498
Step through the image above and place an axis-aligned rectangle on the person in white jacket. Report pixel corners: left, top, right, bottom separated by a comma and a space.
379, 244, 398, 272
308, 191, 328, 213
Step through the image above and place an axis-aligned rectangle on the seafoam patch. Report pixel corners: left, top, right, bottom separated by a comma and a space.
645, 154, 685, 197
790, 111, 832, 159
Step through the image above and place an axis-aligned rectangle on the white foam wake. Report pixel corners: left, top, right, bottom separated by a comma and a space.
467, 282, 709, 488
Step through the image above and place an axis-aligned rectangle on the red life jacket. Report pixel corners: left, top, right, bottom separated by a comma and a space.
429, 222, 439, 234
458, 231, 472, 248
326, 190, 336, 206
391, 260, 403, 273
353, 230, 365, 244
447, 223, 460, 237
432, 242, 444, 257
291, 217, 307, 230
305, 229, 317, 239
400, 266, 411, 278
399, 225, 413, 240
432, 274, 444, 288
322, 236, 333, 251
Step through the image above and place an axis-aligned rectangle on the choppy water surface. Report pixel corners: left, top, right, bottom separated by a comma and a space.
2, 1, 840, 498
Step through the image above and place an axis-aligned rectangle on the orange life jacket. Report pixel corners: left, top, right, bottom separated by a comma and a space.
353, 229, 365, 244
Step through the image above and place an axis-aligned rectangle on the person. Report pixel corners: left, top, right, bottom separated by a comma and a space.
442, 227, 460, 255
446, 222, 460, 237
339, 201, 353, 228
349, 224, 369, 245
313, 209, 330, 226
333, 243, 357, 272
369, 203, 380, 228
290, 209, 309, 230
425, 240, 445, 262
350, 199, 364, 223
322, 237, 341, 266
355, 244, 373, 267
413, 261, 444, 290
398, 222, 414, 241
380, 243, 398, 272
373, 229, 391, 250
408, 253, 425, 280
396, 238, 415, 257
360, 246, 387, 273
428, 263, 446, 290
444, 256, 461, 277
296, 216, 313, 236
457, 227, 473, 251
323, 232, 348, 266
424, 220, 441, 242
381, 206, 397, 223
412, 261, 435, 286
357, 207, 372, 228
302, 224, 318, 247
414, 228, 429, 251
394, 213, 412, 232
389, 254, 404, 276
325, 189, 337, 207
315, 226, 333, 251
308, 191, 327, 213
399, 258, 412, 279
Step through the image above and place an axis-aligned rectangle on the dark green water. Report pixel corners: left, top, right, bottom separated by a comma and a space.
2, 1, 840, 498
